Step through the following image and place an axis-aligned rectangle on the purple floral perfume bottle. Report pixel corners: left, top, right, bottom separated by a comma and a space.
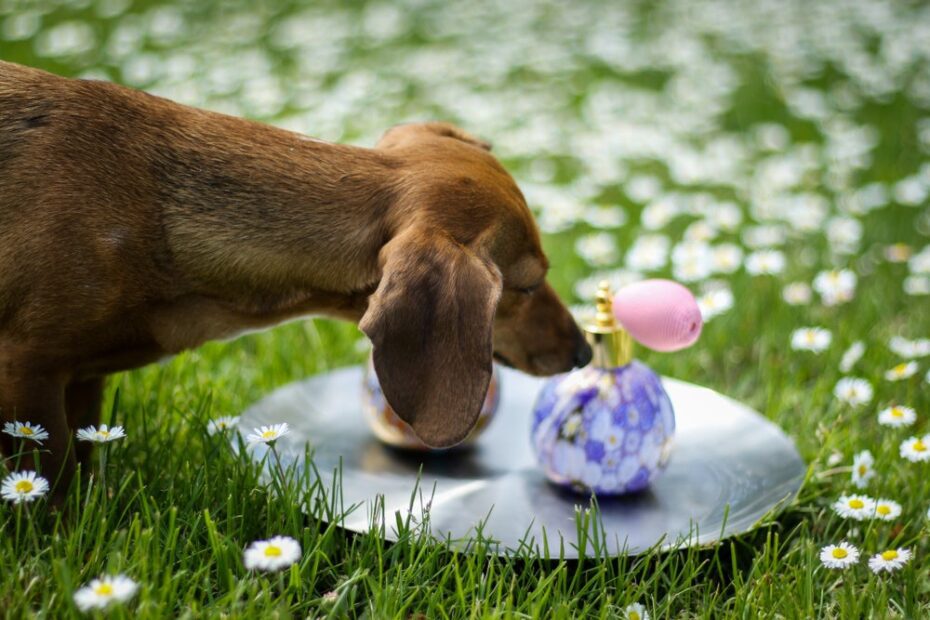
530, 282, 675, 495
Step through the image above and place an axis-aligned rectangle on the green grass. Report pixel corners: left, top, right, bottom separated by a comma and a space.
2, 0, 930, 617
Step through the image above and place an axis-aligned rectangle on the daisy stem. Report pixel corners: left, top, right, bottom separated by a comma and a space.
13, 500, 22, 549
99, 445, 107, 495
841, 572, 855, 616
14, 439, 24, 471
269, 443, 287, 488
276, 571, 288, 603
23, 504, 41, 552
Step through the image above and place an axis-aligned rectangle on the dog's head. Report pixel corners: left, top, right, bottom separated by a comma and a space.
360, 122, 591, 448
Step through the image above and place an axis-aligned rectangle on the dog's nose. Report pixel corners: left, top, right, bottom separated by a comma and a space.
573, 339, 593, 368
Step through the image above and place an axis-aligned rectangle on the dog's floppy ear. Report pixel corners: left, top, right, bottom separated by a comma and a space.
423, 122, 493, 151
359, 228, 502, 448
377, 122, 493, 151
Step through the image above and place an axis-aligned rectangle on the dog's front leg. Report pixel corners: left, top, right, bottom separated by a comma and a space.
65, 377, 106, 471
0, 371, 74, 501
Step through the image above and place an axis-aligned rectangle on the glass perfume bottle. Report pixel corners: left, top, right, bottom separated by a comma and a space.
362, 354, 501, 450
530, 282, 677, 495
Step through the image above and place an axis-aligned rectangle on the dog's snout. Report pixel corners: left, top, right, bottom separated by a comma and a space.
573, 337, 593, 368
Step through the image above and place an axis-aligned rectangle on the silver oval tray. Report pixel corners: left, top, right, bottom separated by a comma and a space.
237, 365, 806, 557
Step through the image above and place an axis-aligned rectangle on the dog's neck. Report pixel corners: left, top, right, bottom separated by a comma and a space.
150, 105, 402, 300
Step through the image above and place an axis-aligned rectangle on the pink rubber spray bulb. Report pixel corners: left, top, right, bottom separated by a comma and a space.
612, 279, 703, 352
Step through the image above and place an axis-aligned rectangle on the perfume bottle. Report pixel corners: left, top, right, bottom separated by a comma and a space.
362, 354, 501, 450
530, 280, 701, 495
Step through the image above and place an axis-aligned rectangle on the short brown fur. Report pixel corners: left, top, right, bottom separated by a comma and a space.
0, 61, 590, 495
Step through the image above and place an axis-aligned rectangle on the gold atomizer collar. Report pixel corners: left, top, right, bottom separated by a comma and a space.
584, 281, 633, 368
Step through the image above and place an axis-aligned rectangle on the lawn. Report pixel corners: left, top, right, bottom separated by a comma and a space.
2, 0, 929, 617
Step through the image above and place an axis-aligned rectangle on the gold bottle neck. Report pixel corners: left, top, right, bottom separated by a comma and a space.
585, 327, 633, 368
584, 281, 634, 368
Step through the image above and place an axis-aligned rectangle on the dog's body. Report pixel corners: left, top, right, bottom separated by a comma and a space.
0, 60, 589, 492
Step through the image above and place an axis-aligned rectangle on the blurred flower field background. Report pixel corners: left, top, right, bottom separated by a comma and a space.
2, 0, 930, 616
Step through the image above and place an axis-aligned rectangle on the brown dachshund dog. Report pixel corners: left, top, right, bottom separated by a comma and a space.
0, 60, 591, 493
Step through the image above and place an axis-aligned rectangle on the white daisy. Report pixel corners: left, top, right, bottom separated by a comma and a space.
575, 233, 619, 267
1, 471, 50, 504
884, 243, 911, 263
641, 198, 677, 229
827, 216, 862, 254
73, 575, 139, 612
75, 424, 127, 443
877, 405, 917, 428
909, 246, 930, 274
790, 327, 832, 353
833, 378, 873, 407
684, 220, 718, 243
744, 250, 786, 275
813, 269, 857, 305
904, 275, 930, 296
625, 235, 669, 271
872, 498, 902, 521
708, 202, 742, 231
839, 341, 866, 373
899, 435, 930, 462
670, 243, 713, 284
710, 243, 743, 273
2, 421, 49, 443
246, 423, 290, 444
868, 548, 911, 574
851, 450, 875, 489
624, 603, 650, 620
696, 287, 734, 321
243, 535, 302, 572
884, 361, 919, 381
832, 494, 875, 521
819, 542, 860, 569
888, 336, 930, 359
207, 416, 240, 435
673, 256, 713, 282
742, 224, 787, 248
783, 282, 813, 305
583, 205, 626, 229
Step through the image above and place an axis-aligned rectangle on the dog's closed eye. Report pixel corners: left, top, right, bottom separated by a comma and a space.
514, 284, 542, 296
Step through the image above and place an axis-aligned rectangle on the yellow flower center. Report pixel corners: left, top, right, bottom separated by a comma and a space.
94, 583, 114, 596
831, 548, 848, 559
890, 243, 909, 257
848, 499, 864, 509
98, 430, 110, 438
15, 480, 33, 494
881, 550, 898, 561
877, 505, 891, 516
264, 545, 282, 557
19, 426, 33, 436
858, 465, 867, 475
805, 332, 816, 343
629, 613, 640, 620
262, 430, 277, 439
914, 440, 927, 452
891, 408, 903, 418
893, 364, 907, 374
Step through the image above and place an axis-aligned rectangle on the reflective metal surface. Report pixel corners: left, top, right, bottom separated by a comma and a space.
237, 366, 806, 557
